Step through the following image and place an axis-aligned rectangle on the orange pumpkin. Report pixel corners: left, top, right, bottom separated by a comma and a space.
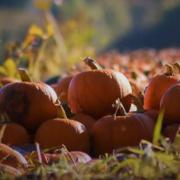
72, 113, 96, 132
35, 118, 89, 152
92, 113, 154, 155
68, 58, 132, 118
160, 83, 180, 124
0, 123, 29, 146
144, 66, 178, 110
0, 82, 58, 132
52, 76, 73, 103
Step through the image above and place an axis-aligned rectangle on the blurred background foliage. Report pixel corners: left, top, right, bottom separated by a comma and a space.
0, 0, 180, 79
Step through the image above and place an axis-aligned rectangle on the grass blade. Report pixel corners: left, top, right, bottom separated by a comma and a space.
153, 109, 164, 145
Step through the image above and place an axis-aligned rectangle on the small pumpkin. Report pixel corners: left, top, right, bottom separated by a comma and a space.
72, 113, 96, 132
35, 118, 89, 152
160, 83, 180, 124
92, 103, 155, 155
0, 81, 58, 132
144, 64, 178, 110
52, 76, 73, 103
68, 58, 132, 118
0, 123, 30, 146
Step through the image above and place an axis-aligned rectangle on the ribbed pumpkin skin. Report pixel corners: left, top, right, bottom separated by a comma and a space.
68, 70, 132, 118
0, 123, 29, 146
144, 75, 178, 110
35, 118, 89, 152
92, 114, 154, 155
0, 82, 58, 131
160, 83, 180, 124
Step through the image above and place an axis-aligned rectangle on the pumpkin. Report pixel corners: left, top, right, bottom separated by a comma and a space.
144, 65, 178, 110
72, 113, 96, 132
0, 123, 29, 146
92, 110, 155, 155
35, 118, 89, 152
0, 81, 58, 132
144, 110, 159, 123
52, 76, 73, 103
68, 58, 132, 118
160, 83, 180, 124
163, 124, 180, 142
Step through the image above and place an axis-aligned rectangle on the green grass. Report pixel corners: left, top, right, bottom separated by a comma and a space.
1, 114, 180, 179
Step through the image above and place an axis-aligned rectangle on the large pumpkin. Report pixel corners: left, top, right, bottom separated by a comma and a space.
35, 118, 89, 152
144, 66, 178, 110
0, 82, 58, 131
0, 123, 29, 146
160, 83, 180, 124
68, 68, 132, 118
92, 113, 155, 155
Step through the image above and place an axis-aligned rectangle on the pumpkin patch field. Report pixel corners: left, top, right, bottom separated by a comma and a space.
0, 47, 180, 179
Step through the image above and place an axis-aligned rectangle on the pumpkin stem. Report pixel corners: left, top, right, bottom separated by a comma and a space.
131, 71, 137, 80
83, 57, 102, 70
55, 99, 68, 119
129, 79, 144, 104
18, 68, 32, 82
164, 64, 174, 76
112, 98, 127, 118
173, 62, 180, 73
126, 94, 144, 112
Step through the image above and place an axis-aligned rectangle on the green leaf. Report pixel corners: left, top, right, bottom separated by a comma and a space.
127, 147, 144, 155
153, 109, 164, 145
172, 132, 180, 152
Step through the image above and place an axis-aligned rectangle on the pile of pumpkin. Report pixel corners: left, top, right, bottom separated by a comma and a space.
0, 56, 180, 172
